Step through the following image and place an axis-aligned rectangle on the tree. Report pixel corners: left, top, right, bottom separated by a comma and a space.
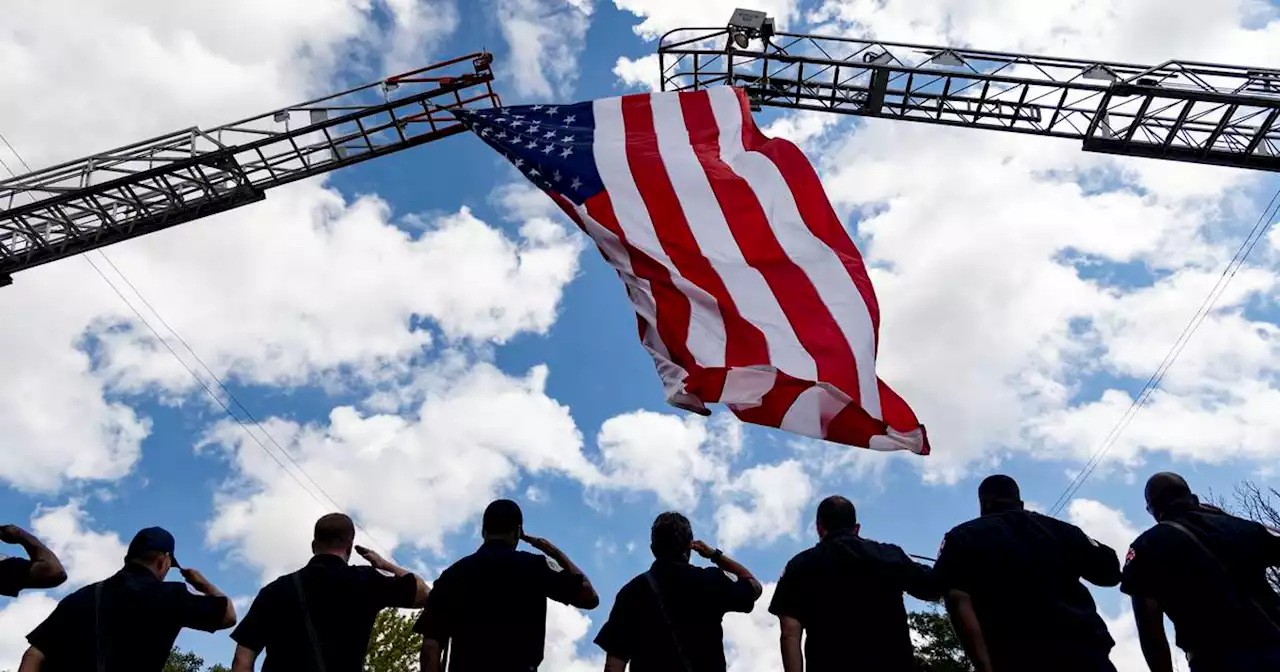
365, 608, 424, 672
164, 649, 206, 672
910, 609, 973, 672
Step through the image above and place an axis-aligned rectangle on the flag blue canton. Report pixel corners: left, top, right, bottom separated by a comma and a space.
455, 102, 605, 206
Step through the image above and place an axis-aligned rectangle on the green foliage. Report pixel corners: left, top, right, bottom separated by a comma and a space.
910, 610, 974, 672
365, 608, 424, 672
164, 648, 206, 672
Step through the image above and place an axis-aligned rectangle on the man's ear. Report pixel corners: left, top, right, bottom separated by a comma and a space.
854, 523, 861, 536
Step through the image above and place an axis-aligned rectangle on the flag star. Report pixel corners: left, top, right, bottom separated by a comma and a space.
560, 134, 574, 144
560, 147, 573, 158
564, 115, 576, 124
570, 177, 583, 190
480, 128, 492, 136
545, 107, 560, 116
510, 121, 524, 129
543, 130, 557, 139
528, 123, 541, 132
542, 144, 555, 154
526, 139, 539, 149
532, 104, 544, 111
529, 167, 540, 177
496, 131, 507, 140
514, 158, 525, 168
553, 170, 562, 182
513, 115, 525, 120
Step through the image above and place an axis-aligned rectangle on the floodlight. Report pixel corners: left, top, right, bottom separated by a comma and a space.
930, 50, 966, 67
273, 111, 290, 123
732, 31, 751, 49
1081, 64, 1118, 82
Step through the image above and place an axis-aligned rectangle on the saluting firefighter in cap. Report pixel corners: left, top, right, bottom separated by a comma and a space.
17, 526, 236, 672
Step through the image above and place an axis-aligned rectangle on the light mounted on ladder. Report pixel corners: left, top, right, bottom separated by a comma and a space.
728, 8, 774, 49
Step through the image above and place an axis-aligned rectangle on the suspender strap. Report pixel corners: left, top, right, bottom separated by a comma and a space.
1162, 520, 1280, 633
642, 571, 694, 672
94, 582, 106, 672
291, 572, 328, 672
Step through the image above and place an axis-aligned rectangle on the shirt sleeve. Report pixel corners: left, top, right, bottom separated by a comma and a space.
359, 567, 420, 609
0, 557, 32, 597
414, 570, 455, 643
593, 584, 636, 661
27, 596, 71, 654
706, 566, 758, 615
537, 554, 588, 606
931, 530, 971, 594
172, 584, 230, 633
768, 557, 808, 622
1119, 536, 1157, 599
230, 587, 274, 652
886, 546, 944, 601
1068, 524, 1122, 588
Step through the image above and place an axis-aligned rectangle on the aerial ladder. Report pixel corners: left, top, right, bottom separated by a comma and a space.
2, 12, 1279, 287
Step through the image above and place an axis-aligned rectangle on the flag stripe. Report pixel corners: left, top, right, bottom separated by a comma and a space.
705, 87, 883, 419
682, 90, 866, 423
734, 89, 883, 341
591, 97, 727, 373
618, 94, 770, 372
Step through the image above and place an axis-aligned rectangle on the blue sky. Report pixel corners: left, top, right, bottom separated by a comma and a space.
1, 1, 1279, 670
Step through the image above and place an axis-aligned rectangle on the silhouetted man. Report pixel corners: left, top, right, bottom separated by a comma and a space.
230, 513, 429, 672
19, 526, 235, 672
595, 511, 762, 671
769, 495, 940, 672
934, 475, 1120, 672
417, 499, 599, 672
1122, 472, 1280, 672
0, 524, 66, 598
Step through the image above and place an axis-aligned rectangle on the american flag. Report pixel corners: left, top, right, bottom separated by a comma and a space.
455, 87, 928, 454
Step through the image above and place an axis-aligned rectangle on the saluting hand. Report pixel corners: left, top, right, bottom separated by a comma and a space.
520, 532, 554, 554
690, 540, 716, 559
355, 545, 390, 571
180, 568, 215, 595
0, 524, 25, 545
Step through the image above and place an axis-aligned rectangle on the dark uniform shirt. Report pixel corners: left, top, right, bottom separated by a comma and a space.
414, 540, 587, 672
933, 509, 1120, 670
27, 564, 228, 672
231, 554, 420, 672
1120, 508, 1280, 658
768, 531, 941, 672
594, 559, 759, 672
0, 556, 32, 597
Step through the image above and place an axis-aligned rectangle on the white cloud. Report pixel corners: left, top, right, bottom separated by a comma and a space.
497, 0, 594, 99
0, 593, 58, 669
1066, 498, 1144, 557
714, 460, 814, 551
595, 411, 740, 510
613, 54, 662, 92
203, 359, 602, 581
30, 501, 128, 590
380, 0, 460, 71
612, 0, 801, 40
725, 583, 782, 672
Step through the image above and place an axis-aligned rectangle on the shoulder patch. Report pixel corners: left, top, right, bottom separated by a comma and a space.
1086, 535, 1100, 547
545, 556, 564, 573
1124, 547, 1135, 566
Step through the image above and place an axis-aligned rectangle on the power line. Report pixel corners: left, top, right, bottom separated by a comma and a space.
0, 135, 399, 561
1049, 183, 1280, 516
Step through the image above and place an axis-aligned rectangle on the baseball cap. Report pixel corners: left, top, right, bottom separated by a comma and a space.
126, 527, 181, 569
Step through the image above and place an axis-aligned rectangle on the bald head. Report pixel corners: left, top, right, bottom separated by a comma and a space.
1145, 472, 1195, 519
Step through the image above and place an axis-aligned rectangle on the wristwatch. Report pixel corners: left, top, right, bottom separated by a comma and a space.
710, 548, 723, 562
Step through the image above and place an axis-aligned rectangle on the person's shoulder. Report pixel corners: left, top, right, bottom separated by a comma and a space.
1128, 523, 1167, 550
943, 516, 985, 540
788, 544, 823, 565
516, 550, 563, 573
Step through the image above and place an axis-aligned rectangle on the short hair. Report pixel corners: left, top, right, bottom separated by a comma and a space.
651, 512, 693, 560
816, 495, 857, 533
1145, 472, 1193, 512
978, 475, 1021, 503
127, 549, 166, 565
482, 499, 523, 536
314, 513, 356, 550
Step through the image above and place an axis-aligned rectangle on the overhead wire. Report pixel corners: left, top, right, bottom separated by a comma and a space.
1048, 182, 1280, 517
0, 134, 400, 561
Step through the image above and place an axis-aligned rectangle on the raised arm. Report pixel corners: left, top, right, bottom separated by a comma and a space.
692, 540, 763, 598
0, 525, 66, 590
1072, 529, 1121, 588
180, 568, 238, 630
356, 545, 430, 608
523, 533, 600, 609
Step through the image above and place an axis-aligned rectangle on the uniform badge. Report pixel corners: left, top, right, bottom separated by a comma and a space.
1124, 547, 1135, 566
546, 556, 563, 572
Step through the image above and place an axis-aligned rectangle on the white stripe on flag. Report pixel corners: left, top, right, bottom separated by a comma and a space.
705, 87, 883, 419
591, 97, 728, 368
646, 91, 819, 381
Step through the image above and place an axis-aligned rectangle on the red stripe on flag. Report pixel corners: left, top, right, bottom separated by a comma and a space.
582, 190, 703, 384
679, 89, 863, 405
734, 89, 882, 341
620, 94, 769, 372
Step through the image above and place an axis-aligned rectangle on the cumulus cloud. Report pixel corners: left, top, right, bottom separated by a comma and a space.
498, 0, 594, 99
203, 359, 602, 581
1067, 498, 1144, 556
612, 0, 801, 40
613, 54, 662, 92
30, 501, 129, 589
595, 411, 739, 509
0, 593, 58, 669
714, 461, 814, 551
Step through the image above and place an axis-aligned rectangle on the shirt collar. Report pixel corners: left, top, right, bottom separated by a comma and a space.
308, 553, 349, 568
120, 563, 161, 582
